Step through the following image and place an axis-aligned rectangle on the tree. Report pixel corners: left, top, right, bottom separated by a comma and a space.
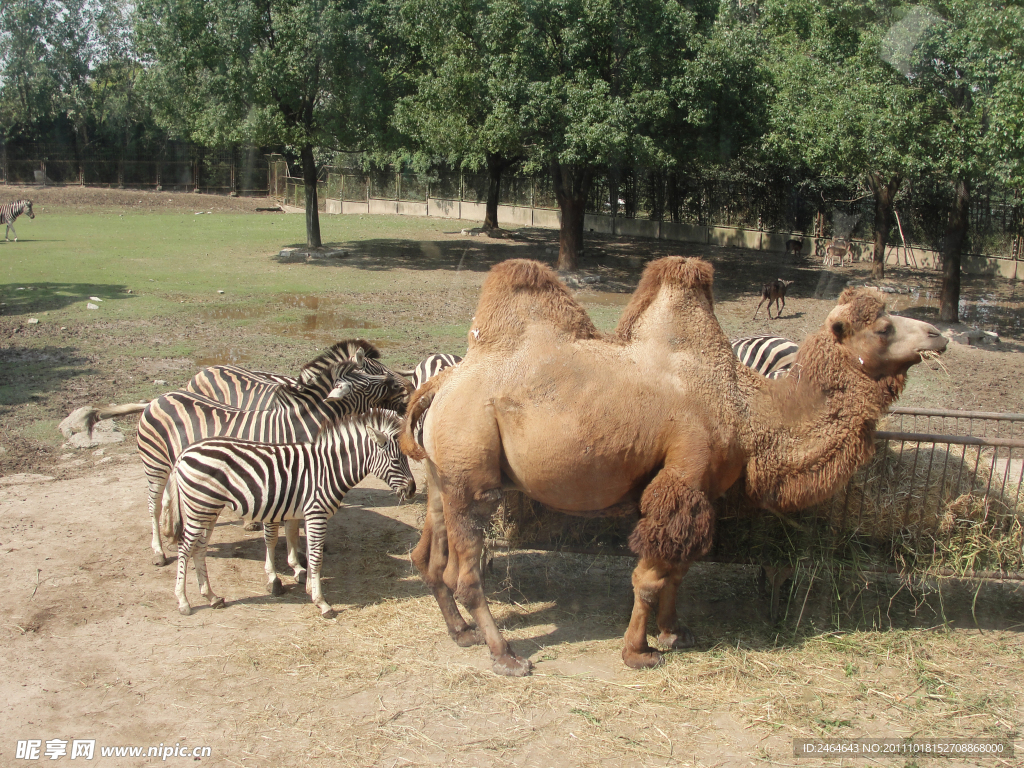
138, 0, 383, 249
392, 0, 531, 230
762, 0, 930, 280
908, 0, 1024, 322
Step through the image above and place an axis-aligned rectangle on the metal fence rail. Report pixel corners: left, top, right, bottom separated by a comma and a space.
493, 408, 1024, 580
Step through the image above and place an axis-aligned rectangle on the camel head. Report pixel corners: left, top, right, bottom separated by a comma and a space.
826, 288, 947, 380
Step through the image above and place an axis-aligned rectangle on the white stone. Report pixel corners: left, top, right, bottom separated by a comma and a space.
86, 303, 99, 310
89, 296, 103, 301
27, 318, 39, 324
154, 379, 168, 386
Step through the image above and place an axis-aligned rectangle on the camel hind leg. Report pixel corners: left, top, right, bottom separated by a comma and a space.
623, 466, 714, 669
445, 486, 531, 676
411, 471, 483, 647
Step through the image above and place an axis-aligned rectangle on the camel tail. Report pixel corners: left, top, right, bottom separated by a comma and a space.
160, 470, 183, 544
400, 387, 436, 461
58, 401, 150, 439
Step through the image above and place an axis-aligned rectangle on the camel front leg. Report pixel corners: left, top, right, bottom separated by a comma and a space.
656, 560, 695, 649
447, 490, 531, 676
411, 478, 482, 647
624, 466, 715, 669
303, 513, 333, 617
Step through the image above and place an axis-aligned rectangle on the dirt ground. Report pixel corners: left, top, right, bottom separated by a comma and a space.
2, 186, 1023, 766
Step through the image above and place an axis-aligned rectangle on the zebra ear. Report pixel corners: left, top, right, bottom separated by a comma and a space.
367, 426, 389, 447
351, 347, 366, 369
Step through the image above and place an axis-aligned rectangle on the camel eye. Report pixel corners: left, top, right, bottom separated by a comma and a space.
877, 324, 893, 336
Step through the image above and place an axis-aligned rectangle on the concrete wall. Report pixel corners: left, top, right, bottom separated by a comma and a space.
323, 196, 1020, 279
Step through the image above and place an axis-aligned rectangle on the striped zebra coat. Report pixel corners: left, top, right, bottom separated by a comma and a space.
186, 339, 409, 411
407, 353, 462, 391
139, 364, 406, 567
2, 199, 34, 241
162, 410, 415, 616
731, 335, 799, 379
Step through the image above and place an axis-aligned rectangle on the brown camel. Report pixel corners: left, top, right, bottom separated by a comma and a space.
401, 257, 946, 676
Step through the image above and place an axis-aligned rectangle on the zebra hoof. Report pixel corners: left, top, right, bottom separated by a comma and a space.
243, 521, 263, 532
153, 553, 167, 567
179, 604, 192, 616
319, 605, 334, 619
293, 569, 307, 585
268, 578, 284, 596
210, 597, 226, 609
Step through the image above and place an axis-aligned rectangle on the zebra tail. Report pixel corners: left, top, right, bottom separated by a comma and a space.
161, 470, 183, 544
58, 401, 151, 439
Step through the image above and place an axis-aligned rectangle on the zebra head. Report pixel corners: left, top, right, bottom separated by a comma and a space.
359, 410, 416, 500
25, 201, 34, 219
326, 361, 412, 413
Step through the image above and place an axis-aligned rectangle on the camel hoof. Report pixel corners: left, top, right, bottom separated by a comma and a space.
658, 626, 695, 650
267, 578, 284, 596
622, 648, 664, 669
452, 627, 485, 647
243, 520, 263, 532
153, 553, 167, 567
491, 653, 532, 677
179, 604, 192, 616
210, 597, 226, 609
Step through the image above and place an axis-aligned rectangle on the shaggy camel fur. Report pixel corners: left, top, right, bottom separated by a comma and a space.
402, 258, 946, 676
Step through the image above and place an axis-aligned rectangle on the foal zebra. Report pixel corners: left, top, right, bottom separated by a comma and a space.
2, 200, 34, 242
162, 410, 415, 616
731, 335, 799, 379
186, 339, 408, 410
139, 364, 405, 567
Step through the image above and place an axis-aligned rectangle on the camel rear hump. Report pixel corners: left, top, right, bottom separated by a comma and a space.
616, 256, 716, 341
470, 259, 601, 349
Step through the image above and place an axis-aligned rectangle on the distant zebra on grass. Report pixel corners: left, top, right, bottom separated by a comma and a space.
162, 410, 415, 617
139, 362, 407, 568
2, 200, 34, 241
186, 339, 409, 410
731, 335, 799, 379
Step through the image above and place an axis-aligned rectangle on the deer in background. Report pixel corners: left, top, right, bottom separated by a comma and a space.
785, 238, 804, 257
753, 279, 793, 320
823, 238, 849, 267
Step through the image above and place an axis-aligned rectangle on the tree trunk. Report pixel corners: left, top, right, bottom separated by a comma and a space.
866, 171, 901, 280
300, 143, 322, 249
483, 154, 505, 230
550, 160, 594, 272
940, 178, 970, 323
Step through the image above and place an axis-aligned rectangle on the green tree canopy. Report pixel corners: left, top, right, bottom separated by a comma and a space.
138, 0, 387, 248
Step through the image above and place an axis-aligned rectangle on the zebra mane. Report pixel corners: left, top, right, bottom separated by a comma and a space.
315, 408, 403, 443
297, 339, 382, 388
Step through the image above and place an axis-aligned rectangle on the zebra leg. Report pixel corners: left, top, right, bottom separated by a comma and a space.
5, 222, 13, 242
174, 520, 202, 615
303, 512, 333, 617
148, 476, 168, 566
263, 522, 284, 595
284, 519, 307, 584
192, 521, 225, 610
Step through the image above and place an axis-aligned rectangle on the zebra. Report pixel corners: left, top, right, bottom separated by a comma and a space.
186, 339, 409, 411
2, 200, 34, 242
161, 409, 415, 617
139, 363, 406, 568
731, 335, 799, 379
406, 353, 462, 391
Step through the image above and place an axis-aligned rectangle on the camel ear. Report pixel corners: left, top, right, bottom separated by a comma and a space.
830, 320, 848, 341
